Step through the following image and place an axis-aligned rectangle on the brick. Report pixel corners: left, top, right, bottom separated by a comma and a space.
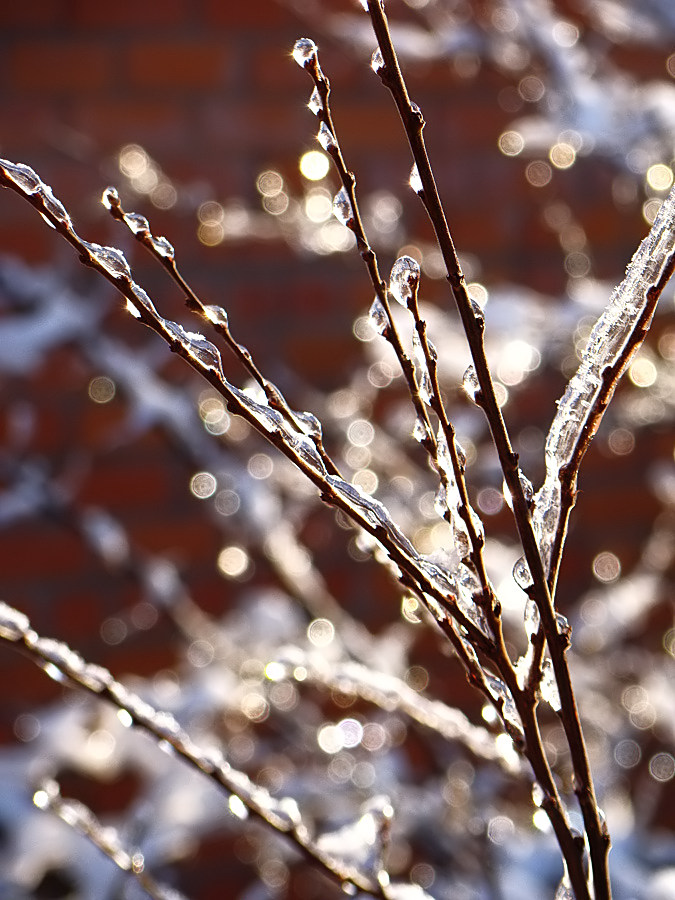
9, 41, 114, 93
70, 0, 187, 28
73, 98, 185, 147
203, 0, 287, 27
125, 41, 230, 91
0, 0, 65, 27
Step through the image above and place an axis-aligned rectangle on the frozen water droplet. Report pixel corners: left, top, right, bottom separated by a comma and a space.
426, 339, 438, 362
519, 470, 534, 506
486, 675, 523, 735
295, 410, 323, 439
513, 556, 533, 590
0, 600, 29, 641
531, 782, 545, 808
554, 879, 574, 900
333, 187, 354, 228
1, 158, 41, 193
123, 212, 150, 235
368, 297, 389, 337
540, 657, 561, 712
455, 440, 467, 468
148, 234, 174, 259
83, 241, 132, 280
462, 365, 480, 401
204, 305, 229, 327
292, 37, 318, 68
412, 416, 428, 443
101, 186, 119, 210
389, 255, 420, 306
524, 598, 539, 637
317, 122, 336, 153
469, 297, 485, 329
38, 184, 71, 227
126, 299, 141, 318
556, 612, 571, 641
165, 321, 224, 376
357, 0, 369, 10
308, 86, 323, 115
371, 48, 384, 73
433, 483, 448, 518
409, 164, 423, 194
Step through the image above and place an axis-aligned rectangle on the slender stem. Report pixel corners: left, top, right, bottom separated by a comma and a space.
365, 7, 611, 898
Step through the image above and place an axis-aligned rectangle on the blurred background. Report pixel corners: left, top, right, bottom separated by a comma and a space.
0, 1, 674, 897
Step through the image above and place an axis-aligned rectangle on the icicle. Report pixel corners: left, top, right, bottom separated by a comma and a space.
317, 122, 336, 152
333, 187, 354, 228
308, 86, 323, 115
292, 37, 318, 68
389, 255, 420, 307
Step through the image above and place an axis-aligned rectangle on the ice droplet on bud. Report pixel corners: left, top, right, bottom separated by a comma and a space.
389, 255, 420, 307
1, 159, 40, 193
317, 122, 336, 152
148, 234, 174, 259
462, 365, 480, 401
409, 164, 423, 194
308, 87, 323, 115
412, 416, 428, 443
124, 212, 150, 235
333, 187, 354, 228
371, 48, 384, 72
524, 598, 539, 637
292, 38, 318, 68
531, 782, 545, 808
540, 658, 561, 712
101, 186, 119, 210
126, 299, 141, 318
513, 556, 533, 590
0, 600, 29, 641
83, 242, 132, 280
369, 297, 389, 337
204, 305, 229, 327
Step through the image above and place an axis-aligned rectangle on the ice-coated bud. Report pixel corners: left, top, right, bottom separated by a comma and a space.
389, 255, 420, 307
292, 38, 318, 69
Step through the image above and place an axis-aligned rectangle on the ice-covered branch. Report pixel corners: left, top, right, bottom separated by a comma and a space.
537, 184, 675, 588
32, 779, 187, 900
0, 599, 411, 899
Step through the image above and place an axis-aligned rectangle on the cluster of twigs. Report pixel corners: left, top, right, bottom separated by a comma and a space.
1, 3, 674, 898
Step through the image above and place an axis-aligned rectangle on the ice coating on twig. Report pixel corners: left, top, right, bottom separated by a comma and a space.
272, 647, 522, 771
534, 185, 675, 570
34, 780, 187, 900
315, 796, 393, 890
